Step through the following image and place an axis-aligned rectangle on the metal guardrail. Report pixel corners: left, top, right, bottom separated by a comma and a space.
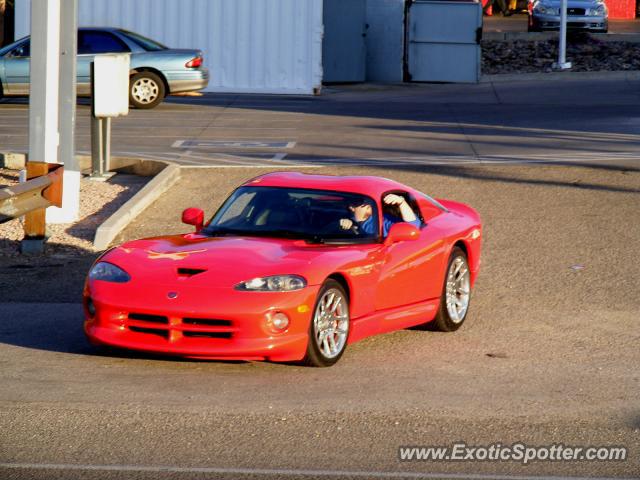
0, 163, 63, 225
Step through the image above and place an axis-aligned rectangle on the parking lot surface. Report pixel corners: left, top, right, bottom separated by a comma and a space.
2, 162, 639, 478
1, 79, 639, 478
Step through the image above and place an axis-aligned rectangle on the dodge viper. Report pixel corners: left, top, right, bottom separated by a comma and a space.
84, 173, 482, 366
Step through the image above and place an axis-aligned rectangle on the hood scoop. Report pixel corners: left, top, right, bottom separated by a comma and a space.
177, 267, 208, 277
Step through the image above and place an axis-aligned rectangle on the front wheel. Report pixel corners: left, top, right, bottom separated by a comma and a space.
303, 280, 350, 367
432, 247, 472, 332
129, 72, 165, 109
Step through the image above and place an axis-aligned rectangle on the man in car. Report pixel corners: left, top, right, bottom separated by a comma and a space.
339, 194, 421, 237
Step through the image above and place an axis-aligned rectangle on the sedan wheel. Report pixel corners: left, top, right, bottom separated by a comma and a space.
304, 279, 349, 367
129, 72, 165, 109
432, 247, 471, 332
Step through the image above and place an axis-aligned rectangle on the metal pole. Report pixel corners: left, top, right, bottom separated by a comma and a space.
553, 0, 572, 70
102, 117, 111, 172
91, 116, 104, 177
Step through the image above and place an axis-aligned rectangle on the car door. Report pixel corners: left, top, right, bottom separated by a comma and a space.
3, 40, 30, 94
374, 192, 448, 312
77, 30, 131, 95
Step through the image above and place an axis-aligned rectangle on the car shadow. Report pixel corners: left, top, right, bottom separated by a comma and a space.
0, 299, 252, 364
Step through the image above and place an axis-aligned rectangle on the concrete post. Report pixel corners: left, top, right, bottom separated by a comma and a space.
48, 0, 80, 223
28, 0, 61, 164
23, 0, 61, 253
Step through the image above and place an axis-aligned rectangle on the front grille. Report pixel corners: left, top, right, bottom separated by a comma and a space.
126, 313, 235, 342
567, 8, 585, 15
128, 313, 168, 324
129, 326, 170, 339
183, 318, 232, 327
183, 331, 233, 339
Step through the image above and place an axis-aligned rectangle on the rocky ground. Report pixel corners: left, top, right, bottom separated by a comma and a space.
483, 35, 640, 74
0, 169, 146, 258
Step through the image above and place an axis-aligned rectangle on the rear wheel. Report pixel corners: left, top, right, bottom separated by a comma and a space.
432, 247, 471, 332
129, 72, 165, 109
303, 280, 350, 367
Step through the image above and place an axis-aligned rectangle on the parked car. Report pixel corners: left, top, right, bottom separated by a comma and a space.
528, 0, 608, 32
0, 27, 209, 109
83, 173, 482, 367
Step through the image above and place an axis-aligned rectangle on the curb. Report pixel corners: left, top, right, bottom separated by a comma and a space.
481, 70, 640, 83
93, 162, 181, 251
483, 32, 640, 43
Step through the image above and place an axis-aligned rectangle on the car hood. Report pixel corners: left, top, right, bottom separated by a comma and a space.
538, 0, 604, 7
100, 234, 375, 288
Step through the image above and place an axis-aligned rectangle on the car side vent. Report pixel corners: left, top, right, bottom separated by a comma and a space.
177, 268, 207, 277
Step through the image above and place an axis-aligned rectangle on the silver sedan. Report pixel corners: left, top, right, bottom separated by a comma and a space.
0, 27, 210, 109
528, 0, 608, 32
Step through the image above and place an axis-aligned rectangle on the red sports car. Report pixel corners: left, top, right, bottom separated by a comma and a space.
84, 173, 482, 367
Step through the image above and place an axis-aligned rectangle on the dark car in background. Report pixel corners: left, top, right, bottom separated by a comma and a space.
0, 27, 209, 109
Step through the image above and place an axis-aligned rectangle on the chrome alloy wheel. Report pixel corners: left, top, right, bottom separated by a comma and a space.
131, 77, 160, 105
313, 288, 349, 359
445, 256, 471, 323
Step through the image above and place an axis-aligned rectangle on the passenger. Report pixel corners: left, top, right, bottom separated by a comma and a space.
340, 194, 421, 237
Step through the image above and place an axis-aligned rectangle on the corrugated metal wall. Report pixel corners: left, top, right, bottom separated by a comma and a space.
15, 0, 324, 94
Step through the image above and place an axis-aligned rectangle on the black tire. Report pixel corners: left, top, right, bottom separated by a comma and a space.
303, 279, 350, 367
129, 71, 165, 109
432, 247, 471, 332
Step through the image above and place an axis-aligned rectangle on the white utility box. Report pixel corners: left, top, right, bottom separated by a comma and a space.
92, 53, 130, 118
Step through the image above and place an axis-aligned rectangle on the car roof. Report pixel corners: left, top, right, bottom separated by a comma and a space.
242, 172, 414, 199
78, 27, 121, 33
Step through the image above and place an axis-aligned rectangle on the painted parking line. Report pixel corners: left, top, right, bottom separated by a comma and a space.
172, 140, 297, 149
0, 464, 633, 480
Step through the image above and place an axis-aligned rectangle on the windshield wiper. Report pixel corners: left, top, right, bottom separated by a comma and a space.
203, 227, 247, 237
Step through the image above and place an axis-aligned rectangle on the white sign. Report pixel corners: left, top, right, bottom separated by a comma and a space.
93, 53, 130, 118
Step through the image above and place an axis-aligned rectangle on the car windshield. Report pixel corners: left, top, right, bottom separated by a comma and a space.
204, 187, 380, 244
0, 37, 29, 57
118, 29, 168, 51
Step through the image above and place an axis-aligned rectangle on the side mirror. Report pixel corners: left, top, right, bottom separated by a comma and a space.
182, 207, 204, 232
384, 222, 420, 245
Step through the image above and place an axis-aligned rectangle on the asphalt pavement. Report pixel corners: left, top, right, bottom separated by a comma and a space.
2, 78, 640, 169
1, 79, 639, 479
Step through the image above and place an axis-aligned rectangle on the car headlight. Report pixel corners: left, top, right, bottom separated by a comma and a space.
535, 4, 559, 14
89, 262, 131, 283
235, 275, 307, 292
589, 5, 605, 15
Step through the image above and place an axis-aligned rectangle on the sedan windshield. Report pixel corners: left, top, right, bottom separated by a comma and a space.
204, 187, 380, 244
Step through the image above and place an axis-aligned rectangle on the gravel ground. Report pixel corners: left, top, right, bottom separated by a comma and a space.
0, 168, 147, 258
483, 36, 640, 74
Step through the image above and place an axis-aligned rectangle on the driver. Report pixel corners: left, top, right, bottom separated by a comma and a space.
340, 194, 421, 237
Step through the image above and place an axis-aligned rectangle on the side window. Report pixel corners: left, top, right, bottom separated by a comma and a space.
8, 40, 30, 58
382, 191, 424, 225
78, 31, 130, 55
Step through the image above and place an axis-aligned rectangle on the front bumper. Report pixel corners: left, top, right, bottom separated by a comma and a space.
84, 281, 317, 362
531, 13, 608, 31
